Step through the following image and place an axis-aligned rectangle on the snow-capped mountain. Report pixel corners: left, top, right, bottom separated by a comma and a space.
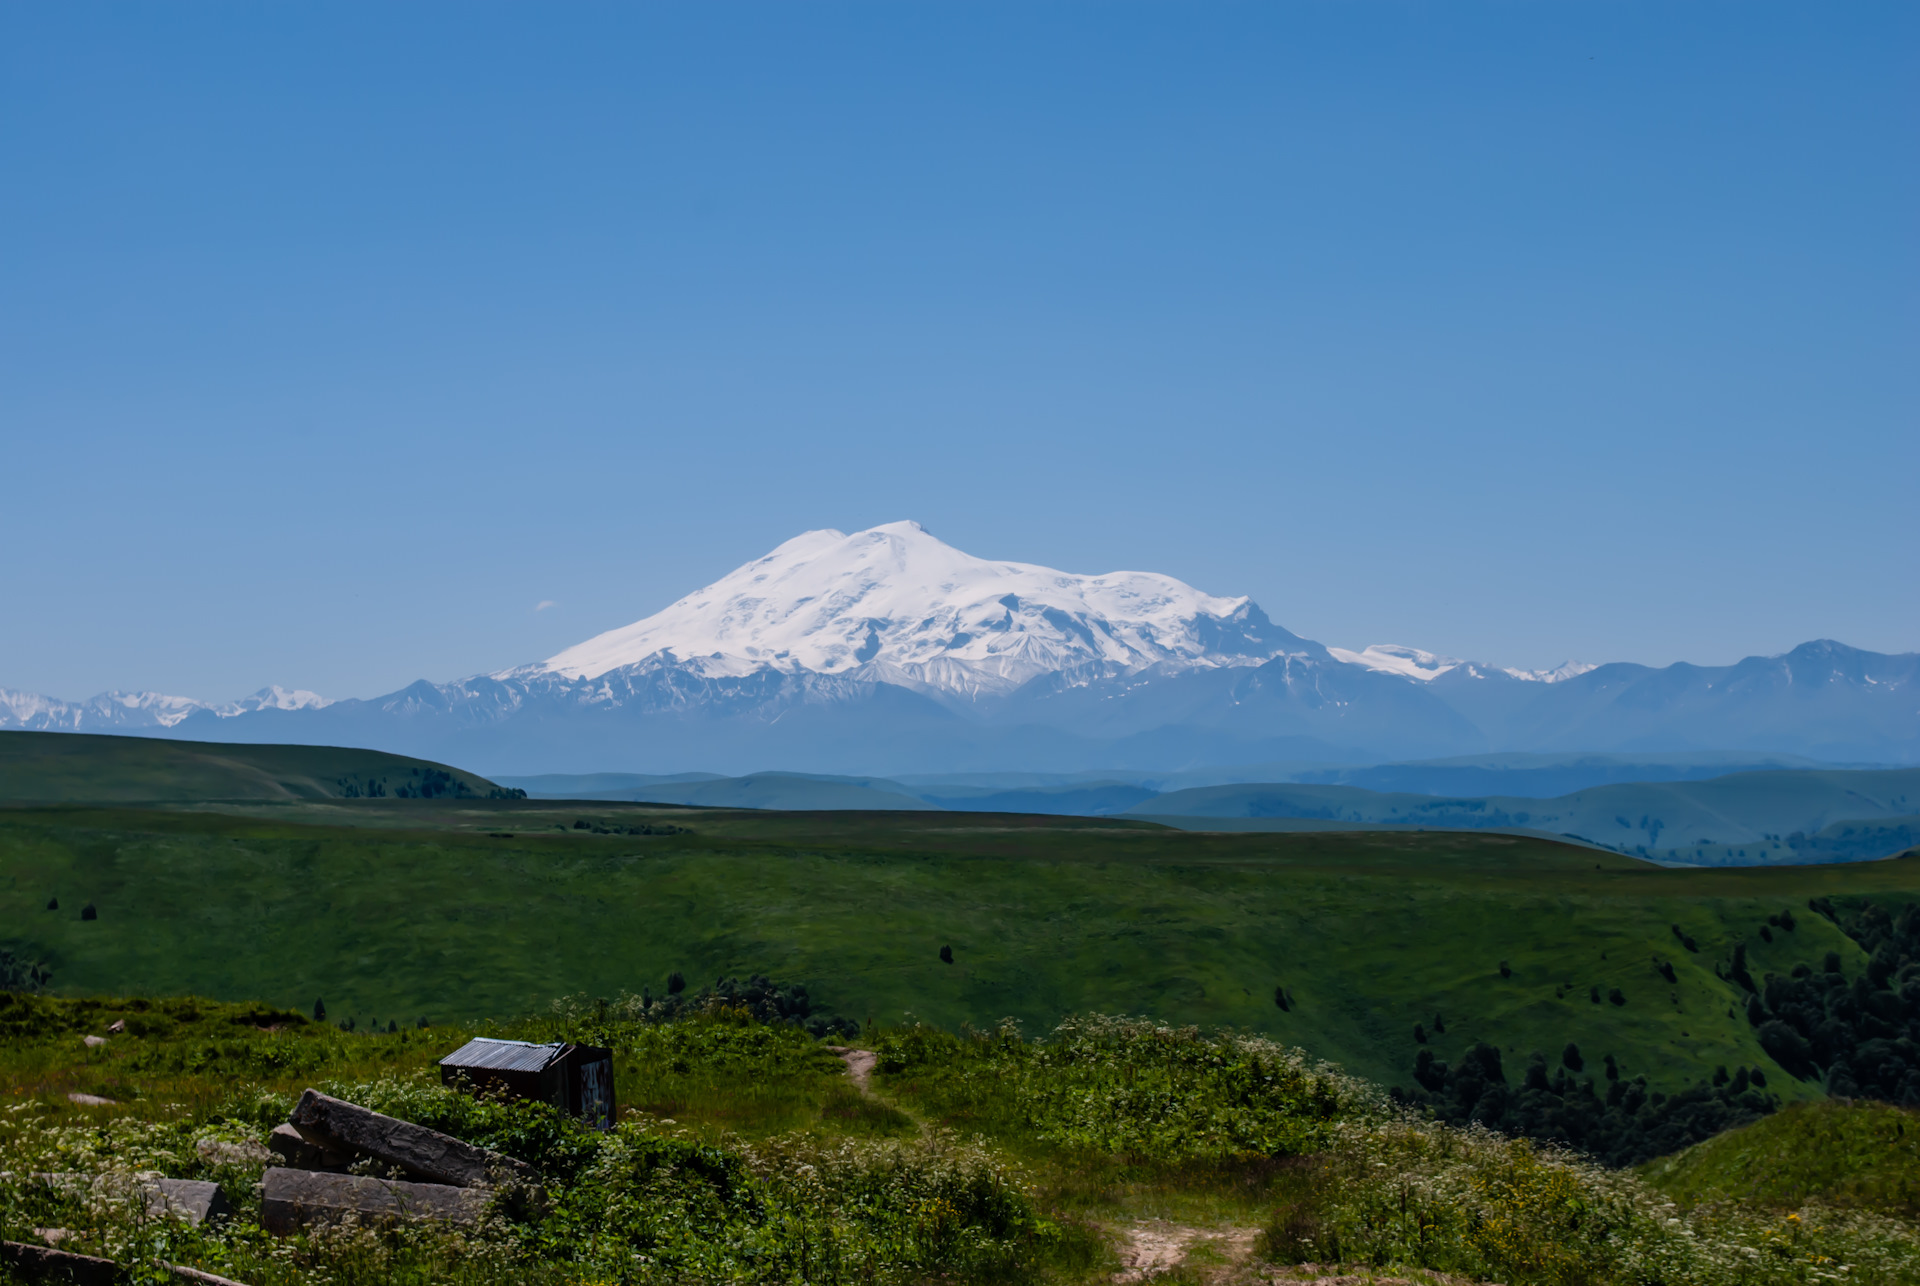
5, 523, 1915, 773
0, 685, 329, 732
1328, 644, 1598, 685
533, 521, 1316, 699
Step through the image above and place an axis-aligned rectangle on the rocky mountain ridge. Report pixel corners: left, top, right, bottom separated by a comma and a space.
4, 525, 1914, 774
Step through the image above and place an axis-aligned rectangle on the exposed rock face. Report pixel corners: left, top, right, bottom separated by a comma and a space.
288, 1089, 537, 1188
260, 1168, 489, 1233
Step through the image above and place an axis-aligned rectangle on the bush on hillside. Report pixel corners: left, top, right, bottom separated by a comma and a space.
1398, 1041, 1777, 1167
1741, 897, 1920, 1105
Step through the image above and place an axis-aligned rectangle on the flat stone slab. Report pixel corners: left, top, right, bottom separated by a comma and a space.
149, 1178, 232, 1225
261, 1167, 489, 1234
288, 1089, 535, 1188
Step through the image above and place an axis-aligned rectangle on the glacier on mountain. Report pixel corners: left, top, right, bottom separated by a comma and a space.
532, 521, 1319, 699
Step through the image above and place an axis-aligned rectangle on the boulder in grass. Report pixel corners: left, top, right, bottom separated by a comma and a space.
267, 1123, 351, 1171
148, 1178, 233, 1226
85, 1173, 232, 1227
261, 1167, 489, 1234
288, 1089, 536, 1188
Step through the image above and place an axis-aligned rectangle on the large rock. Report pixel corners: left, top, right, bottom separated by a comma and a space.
261, 1167, 489, 1234
148, 1178, 232, 1225
79, 1173, 231, 1226
287, 1090, 535, 1188
267, 1123, 349, 1171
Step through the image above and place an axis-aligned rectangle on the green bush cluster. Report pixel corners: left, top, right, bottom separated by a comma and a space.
877, 1014, 1361, 1162
1399, 1039, 1777, 1166
1747, 897, 1920, 1102
874, 1015, 1920, 1285
558, 976, 858, 1039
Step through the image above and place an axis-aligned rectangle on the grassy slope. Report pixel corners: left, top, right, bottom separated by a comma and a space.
4, 797, 1917, 1095
1641, 1099, 1920, 1215
1133, 767, 1920, 861
0, 730, 505, 803
565, 771, 941, 810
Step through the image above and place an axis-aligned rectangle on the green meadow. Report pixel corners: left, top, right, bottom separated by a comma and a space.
5, 792, 1916, 1097
6, 734, 1920, 1282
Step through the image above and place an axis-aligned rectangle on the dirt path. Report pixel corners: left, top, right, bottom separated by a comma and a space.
1111, 1221, 1262, 1283
823, 1045, 877, 1092
1112, 1220, 1203, 1281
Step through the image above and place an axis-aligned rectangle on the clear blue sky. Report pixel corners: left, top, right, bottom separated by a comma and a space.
2, 2, 1914, 703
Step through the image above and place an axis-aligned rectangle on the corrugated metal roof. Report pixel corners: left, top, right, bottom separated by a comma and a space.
439, 1037, 567, 1074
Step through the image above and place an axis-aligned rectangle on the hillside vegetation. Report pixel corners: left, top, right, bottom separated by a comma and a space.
1641, 1099, 1920, 1216
3, 995, 1917, 1285
0, 730, 518, 803
6, 795, 1920, 1106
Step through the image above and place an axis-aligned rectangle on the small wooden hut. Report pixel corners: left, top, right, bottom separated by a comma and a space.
438, 1037, 615, 1131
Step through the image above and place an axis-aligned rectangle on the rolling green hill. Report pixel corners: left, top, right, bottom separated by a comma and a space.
4, 795, 1917, 1098
502, 764, 1920, 865
1641, 1099, 1920, 1214
1130, 767, 1920, 863
0, 730, 513, 803
541, 770, 941, 810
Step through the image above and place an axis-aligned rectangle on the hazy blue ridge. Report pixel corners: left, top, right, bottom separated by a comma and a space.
1125, 767, 1920, 864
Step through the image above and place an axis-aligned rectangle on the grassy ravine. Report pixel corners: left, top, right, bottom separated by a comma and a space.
2, 995, 1917, 1285
6, 798, 1920, 1099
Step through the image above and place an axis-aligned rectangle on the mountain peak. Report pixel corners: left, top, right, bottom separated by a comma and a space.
533, 522, 1312, 696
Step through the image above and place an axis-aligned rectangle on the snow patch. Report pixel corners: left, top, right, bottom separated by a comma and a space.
1332, 645, 1595, 684
1328, 644, 1463, 681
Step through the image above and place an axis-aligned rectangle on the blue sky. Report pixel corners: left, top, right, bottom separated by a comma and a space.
2, 2, 1914, 702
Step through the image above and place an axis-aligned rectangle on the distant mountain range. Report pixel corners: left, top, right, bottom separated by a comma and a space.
5, 521, 1916, 774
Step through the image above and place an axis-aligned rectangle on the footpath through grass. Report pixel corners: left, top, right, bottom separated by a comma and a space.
3, 995, 1918, 1285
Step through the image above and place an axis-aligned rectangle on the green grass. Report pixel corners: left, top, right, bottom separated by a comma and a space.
0, 730, 509, 803
1641, 1099, 1920, 1215
4, 796, 1918, 1099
